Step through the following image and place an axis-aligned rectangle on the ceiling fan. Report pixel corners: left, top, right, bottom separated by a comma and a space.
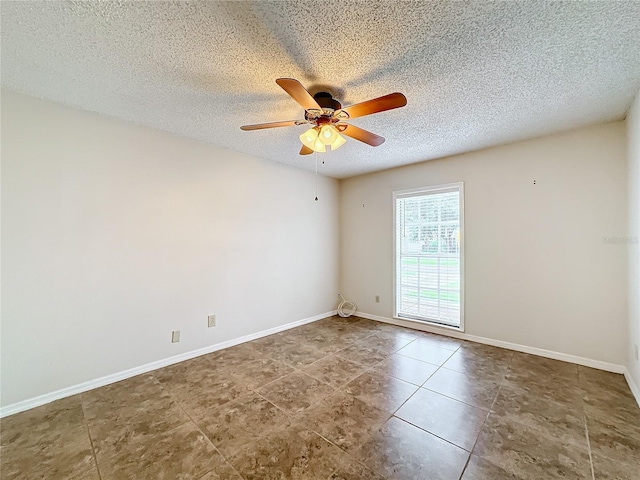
240, 78, 407, 155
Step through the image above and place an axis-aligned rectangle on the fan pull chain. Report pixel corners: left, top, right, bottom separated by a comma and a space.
315, 152, 318, 201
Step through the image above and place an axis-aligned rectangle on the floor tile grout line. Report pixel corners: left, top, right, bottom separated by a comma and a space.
244, 326, 409, 397
253, 390, 298, 420
457, 454, 473, 480
153, 373, 247, 480
285, 397, 392, 480
289, 413, 385, 480
189, 420, 247, 480
414, 386, 492, 412
355, 356, 440, 389
205, 388, 301, 467
388, 384, 421, 416
248, 387, 390, 479
577, 368, 596, 480
457, 351, 514, 478
438, 363, 509, 378
458, 351, 591, 477
383, 347, 454, 414
356, 347, 470, 450
80, 396, 104, 480
394, 347, 497, 414
388, 363, 441, 415
493, 354, 591, 434
395, 347, 458, 367
390, 347, 504, 460
418, 346, 514, 412
583, 411, 596, 480
256, 332, 376, 375
78, 377, 196, 467
400, 337, 462, 354
249, 331, 396, 480
301, 365, 367, 390
391, 415, 473, 478
255, 364, 339, 394
286, 330, 419, 379
252, 375, 342, 430
391, 414, 476, 453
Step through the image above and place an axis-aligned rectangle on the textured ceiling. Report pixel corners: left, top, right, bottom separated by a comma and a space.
2, 1, 640, 178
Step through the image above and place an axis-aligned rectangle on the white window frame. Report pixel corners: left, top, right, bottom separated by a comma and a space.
393, 182, 465, 331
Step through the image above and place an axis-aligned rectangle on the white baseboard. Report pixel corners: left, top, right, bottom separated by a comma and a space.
0, 310, 336, 418
358, 311, 627, 374
624, 369, 640, 408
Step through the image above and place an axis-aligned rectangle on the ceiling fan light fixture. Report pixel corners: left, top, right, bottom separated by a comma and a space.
319, 124, 339, 145
313, 138, 326, 152
330, 132, 346, 151
300, 127, 319, 149
300, 127, 328, 152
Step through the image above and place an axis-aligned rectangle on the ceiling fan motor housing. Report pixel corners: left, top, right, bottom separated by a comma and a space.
313, 92, 342, 111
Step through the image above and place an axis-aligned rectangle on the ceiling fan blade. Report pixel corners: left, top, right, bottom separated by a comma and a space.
240, 120, 299, 131
299, 145, 313, 155
338, 92, 407, 119
340, 124, 385, 146
276, 78, 322, 111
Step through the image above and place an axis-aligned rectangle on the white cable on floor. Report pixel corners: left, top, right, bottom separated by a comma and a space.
337, 294, 357, 317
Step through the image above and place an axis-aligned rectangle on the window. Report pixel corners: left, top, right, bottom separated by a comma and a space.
394, 183, 464, 329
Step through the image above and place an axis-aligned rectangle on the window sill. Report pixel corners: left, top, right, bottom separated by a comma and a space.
393, 315, 464, 333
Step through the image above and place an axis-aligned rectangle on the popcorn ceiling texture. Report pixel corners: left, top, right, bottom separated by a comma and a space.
1, 0, 639, 178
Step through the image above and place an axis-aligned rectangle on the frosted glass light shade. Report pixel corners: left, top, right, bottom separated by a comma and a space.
313, 138, 326, 152
300, 128, 319, 150
330, 133, 346, 150
300, 126, 344, 152
319, 125, 339, 145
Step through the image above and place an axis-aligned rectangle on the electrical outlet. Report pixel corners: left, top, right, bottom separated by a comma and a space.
171, 330, 180, 343
375, 295, 380, 303
208, 314, 216, 328
635, 344, 639, 361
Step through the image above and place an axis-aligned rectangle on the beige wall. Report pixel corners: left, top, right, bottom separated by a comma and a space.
340, 123, 628, 365
627, 90, 640, 390
2, 88, 634, 410
1, 90, 340, 407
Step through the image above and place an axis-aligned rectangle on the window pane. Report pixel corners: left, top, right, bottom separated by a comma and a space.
404, 225, 420, 254
439, 225, 460, 254
421, 226, 439, 253
395, 185, 462, 327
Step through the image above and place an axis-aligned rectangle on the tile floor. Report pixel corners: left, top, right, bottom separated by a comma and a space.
1, 315, 639, 479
